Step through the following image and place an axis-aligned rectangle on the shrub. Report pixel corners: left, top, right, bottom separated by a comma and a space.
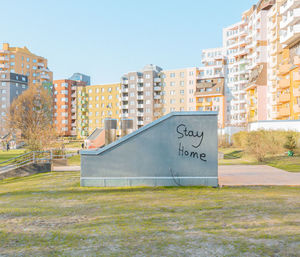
284, 134, 297, 152
232, 131, 248, 148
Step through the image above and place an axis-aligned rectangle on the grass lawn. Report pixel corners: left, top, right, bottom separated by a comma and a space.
0, 172, 299, 256
67, 154, 80, 166
219, 148, 300, 172
0, 149, 27, 164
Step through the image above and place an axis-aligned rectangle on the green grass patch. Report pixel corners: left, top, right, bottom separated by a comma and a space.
0, 172, 299, 256
67, 154, 80, 166
219, 148, 300, 172
0, 149, 27, 164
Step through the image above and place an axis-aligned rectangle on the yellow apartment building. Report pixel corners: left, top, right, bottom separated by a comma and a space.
76, 83, 121, 138
0, 43, 53, 88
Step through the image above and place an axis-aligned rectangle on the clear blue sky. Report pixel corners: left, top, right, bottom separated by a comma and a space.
1, 0, 257, 84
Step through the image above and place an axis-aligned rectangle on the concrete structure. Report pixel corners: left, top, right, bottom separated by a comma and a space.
120, 64, 163, 130
0, 43, 52, 88
76, 83, 121, 138
69, 73, 91, 85
160, 67, 197, 114
53, 79, 87, 137
0, 72, 28, 137
80, 112, 218, 187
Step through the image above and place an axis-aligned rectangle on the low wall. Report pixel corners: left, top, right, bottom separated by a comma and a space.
0, 163, 51, 180
249, 120, 300, 132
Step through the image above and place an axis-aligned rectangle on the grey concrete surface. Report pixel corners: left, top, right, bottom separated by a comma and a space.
53, 166, 80, 172
219, 165, 300, 186
81, 112, 219, 187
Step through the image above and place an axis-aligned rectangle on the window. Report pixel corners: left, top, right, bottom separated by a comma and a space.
89, 97, 92, 101
180, 72, 184, 78
146, 100, 151, 104
96, 96, 99, 101
88, 89, 92, 93
101, 96, 105, 100
130, 84, 135, 89
170, 90, 175, 95
145, 83, 151, 87
180, 90, 184, 95
170, 99, 176, 104
145, 91, 150, 96
101, 88, 105, 92
130, 92, 135, 97
96, 88, 99, 93
108, 87, 112, 92
170, 73, 175, 78
170, 82, 175, 86
189, 89, 194, 94
10, 54, 15, 59
146, 108, 151, 113
130, 109, 135, 114
180, 81, 184, 86
108, 95, 112, 100
62, 120, 68, 124
27, 58, 30, 62
33, 59, 37, 63
180, 107, 185, 111
129, 76, 135, 80
180, 98, 184, 103
10, 62, 15, 66
145, 74, 151, 79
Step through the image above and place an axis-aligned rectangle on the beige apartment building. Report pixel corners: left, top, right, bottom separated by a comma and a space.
160, 67, 197, 115
0, 43, 52, 88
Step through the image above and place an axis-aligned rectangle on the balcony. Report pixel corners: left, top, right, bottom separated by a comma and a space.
40, 74, 50, 79
137, 112, 144, 117
279, 107, 290, 117
81, 131, 88, 136
0, 64, 9, 69
280, 24, 300, 46
122, 79, 128, 85
71, 93, 76, 98
153, 95, 160, 100
0, 57, 8, 61
81, 92, 87, 97
81, 108, 88, 112
121, 87, 128, 93
294, 56, 300, 65
137, 78, 144, 83
71, 108, 76, 113
293, 104, 300, 113
81, 115, 87, 119
81, 100, 87, 104
293, 88, 300, 97
154, 112, 160, 117
293, 70, 300, 81
280, 8, 300, 29
71, 115, 76, 119
279, 78, 290, 89
154, 86, 161, 91
121, 105, 128, 109
121, 113, 129, 118
280, 0, 300, 15
137, 86, 143, 92
137, 104, 144, 108
278, 64, 292, 75
154, 103, 161, 108
137, 95, 144, 100
279, 93, 291, 102
121, 96, 129, 101
137, 121, 144, 126
154, 78, 161, 83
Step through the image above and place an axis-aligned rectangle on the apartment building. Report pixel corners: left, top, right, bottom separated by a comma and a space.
160, 67, 197, 115
223, 19, 249, 127
267, 0, 284, 120
53, 79, 87, 137
277, 0, 300, 120
0, 43, 52, 88
69, 73, 91, 85
76, 83, 121, 138
195, 48, 226, 128
120, 64, 162, 130
0, 73, 28, 137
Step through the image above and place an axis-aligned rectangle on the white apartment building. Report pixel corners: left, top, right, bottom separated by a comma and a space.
280, 0, 300, 47
223, 20, 248, 127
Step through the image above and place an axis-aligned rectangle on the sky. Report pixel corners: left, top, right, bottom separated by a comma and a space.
1, 0, 258, 84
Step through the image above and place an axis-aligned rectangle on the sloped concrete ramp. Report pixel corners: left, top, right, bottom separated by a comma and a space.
81, 112, 218, 187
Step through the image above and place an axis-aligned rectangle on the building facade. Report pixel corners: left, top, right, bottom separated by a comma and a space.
0, 43, 52, 88
53, 79, 87, 137
120, 65, 162, 130
69, 73, 91, 85
0, 73, 28, 137
76, 83, 121, 138
160, 67, 197, 115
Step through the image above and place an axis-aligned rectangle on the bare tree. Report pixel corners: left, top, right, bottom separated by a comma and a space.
6, 85, 57, 151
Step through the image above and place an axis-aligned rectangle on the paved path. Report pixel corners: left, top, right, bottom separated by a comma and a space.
219, 165, 300, 186
53, 166, 80, 172
52, 165, 300, 186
